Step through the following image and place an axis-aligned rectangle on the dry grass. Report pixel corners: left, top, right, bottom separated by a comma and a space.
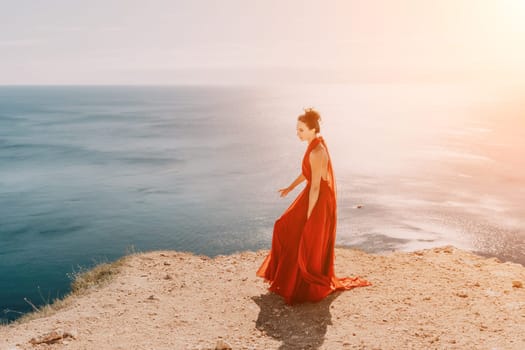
69, 255, 128, 293
6, 245, 141, 325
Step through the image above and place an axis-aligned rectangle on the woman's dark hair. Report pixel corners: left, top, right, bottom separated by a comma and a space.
297, 108, 321, 133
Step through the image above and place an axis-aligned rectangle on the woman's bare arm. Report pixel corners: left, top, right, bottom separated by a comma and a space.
307, 147, 325, 219
278, 173, 306, 197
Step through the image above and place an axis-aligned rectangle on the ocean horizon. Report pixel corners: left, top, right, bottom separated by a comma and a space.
1, 83, 524, 323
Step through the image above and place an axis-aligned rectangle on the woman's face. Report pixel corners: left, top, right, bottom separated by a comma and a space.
296, 120, 315, 141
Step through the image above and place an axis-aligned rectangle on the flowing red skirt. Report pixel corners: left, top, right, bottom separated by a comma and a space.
256, 178, 371, 305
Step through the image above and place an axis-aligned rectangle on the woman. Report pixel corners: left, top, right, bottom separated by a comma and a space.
256, 108, 371, 305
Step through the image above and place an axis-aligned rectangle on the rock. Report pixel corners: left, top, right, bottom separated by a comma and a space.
69, 329, 78, 338
29, 330, 76, 345
485, 289, 501, 297
442, 246, 453, 254
512, 280, 523, 288
215, 339, 232, 350
455, 291, 468, 298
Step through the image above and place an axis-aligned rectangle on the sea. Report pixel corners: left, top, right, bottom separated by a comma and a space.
1, 83, 524, 323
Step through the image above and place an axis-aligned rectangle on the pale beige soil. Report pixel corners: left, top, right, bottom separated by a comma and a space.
1, 246, 524, 350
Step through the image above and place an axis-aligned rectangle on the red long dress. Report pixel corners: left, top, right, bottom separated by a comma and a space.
256, 136, 371, 305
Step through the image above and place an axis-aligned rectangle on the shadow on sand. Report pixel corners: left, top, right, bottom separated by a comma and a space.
251, 291, 340, 350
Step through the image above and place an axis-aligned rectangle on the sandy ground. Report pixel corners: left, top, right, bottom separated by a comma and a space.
1, 246, 524, 350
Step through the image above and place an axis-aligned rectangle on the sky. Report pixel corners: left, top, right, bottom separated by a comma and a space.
1, 0, 525, 85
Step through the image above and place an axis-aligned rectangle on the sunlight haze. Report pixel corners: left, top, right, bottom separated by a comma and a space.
2, 0, 525, 85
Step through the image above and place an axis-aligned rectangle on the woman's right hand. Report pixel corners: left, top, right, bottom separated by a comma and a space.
278, 187, 292, 197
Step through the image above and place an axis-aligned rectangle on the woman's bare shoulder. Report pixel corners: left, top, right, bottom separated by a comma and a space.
309, 144, 327, 159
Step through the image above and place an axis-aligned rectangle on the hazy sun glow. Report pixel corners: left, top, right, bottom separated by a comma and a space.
1, 0, 525, 85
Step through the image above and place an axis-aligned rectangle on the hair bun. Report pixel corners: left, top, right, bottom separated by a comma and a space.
303, 107, 321, 122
